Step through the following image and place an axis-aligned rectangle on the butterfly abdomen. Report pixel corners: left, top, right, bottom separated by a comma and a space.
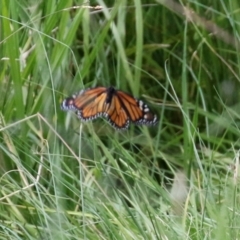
105, 86, 116, 104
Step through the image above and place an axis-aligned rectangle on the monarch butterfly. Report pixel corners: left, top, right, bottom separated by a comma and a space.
61, 86, 157, 130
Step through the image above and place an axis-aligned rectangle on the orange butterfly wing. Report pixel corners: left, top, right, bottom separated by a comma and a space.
116, 90, 157, 125
62, 87, 107, 119
105, 94, 129, 129
77, 91, 108, 119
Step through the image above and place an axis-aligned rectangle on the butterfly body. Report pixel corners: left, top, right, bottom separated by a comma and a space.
61, 86, 157, 130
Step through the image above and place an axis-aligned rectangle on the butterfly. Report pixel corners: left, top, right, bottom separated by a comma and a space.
61, 86, 157, 130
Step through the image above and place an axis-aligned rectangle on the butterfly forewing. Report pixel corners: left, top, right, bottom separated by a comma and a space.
136, 100, 157, 125
74, 88, 104, 109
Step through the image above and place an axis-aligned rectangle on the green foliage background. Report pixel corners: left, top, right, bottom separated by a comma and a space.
1, 0, 240, 239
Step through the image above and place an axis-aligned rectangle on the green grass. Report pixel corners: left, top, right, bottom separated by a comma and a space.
1, 0, 240, 239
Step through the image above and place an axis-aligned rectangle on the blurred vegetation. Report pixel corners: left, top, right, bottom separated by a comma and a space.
0, 0, 240, 239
